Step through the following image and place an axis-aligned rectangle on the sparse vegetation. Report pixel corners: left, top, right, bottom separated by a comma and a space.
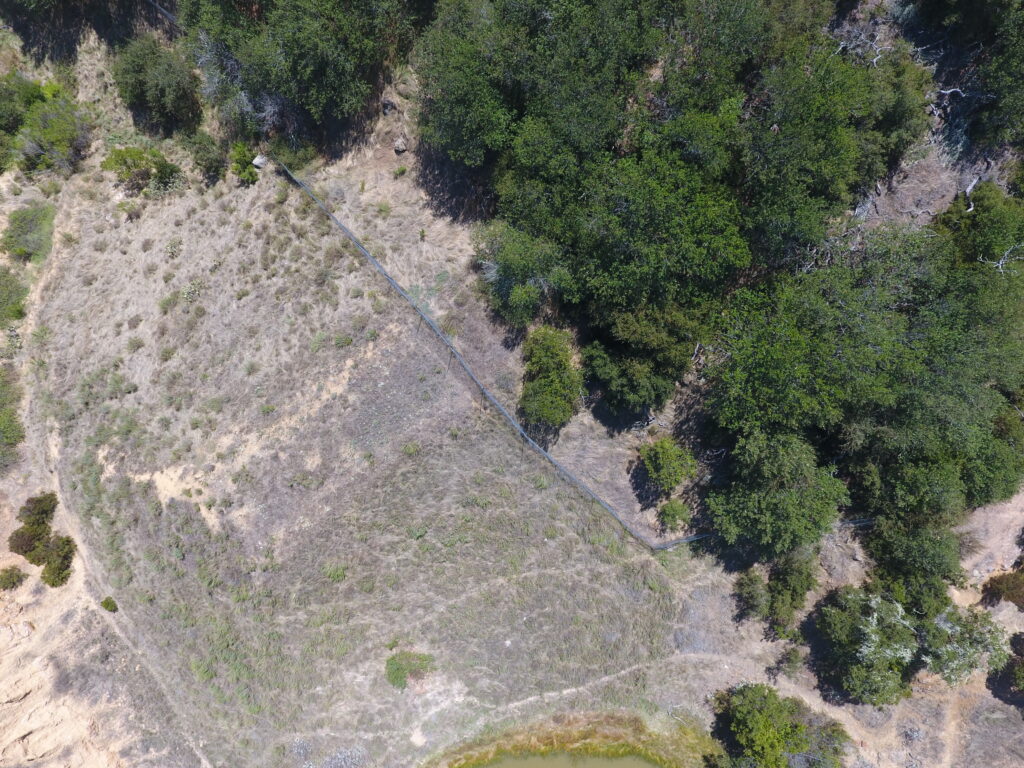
101, 596, 119, 612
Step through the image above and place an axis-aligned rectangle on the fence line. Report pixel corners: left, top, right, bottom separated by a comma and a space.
274, 164, 706, 552
138, 0, 705, 551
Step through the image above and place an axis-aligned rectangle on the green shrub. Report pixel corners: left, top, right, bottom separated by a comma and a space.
818, 588, 918, 705
734, 568, 770, 621
40, 534, 75, 587
0, 565, 26, 590
8, 524, 48, 561
16, 94, 89, 174
230, 142, 258, 185
984, 569, 1024, 609
712, 683, 847, 768
100, 596, 118, 612
639, 437, 695, 496
519, 326, 583, 429
113, 36, 201, 134
0, 72, 44, 136
1, 201, 55, 261
183, 131, 226, 181
17, 492, 58, 527
658, 498, 690, 531
766, 551, 818, 633
384, 651, 435, 689
101, 147, 181, 195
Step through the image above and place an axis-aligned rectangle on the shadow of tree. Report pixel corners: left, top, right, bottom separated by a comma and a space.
413, 142, 494, 223
0, 0, 165, 64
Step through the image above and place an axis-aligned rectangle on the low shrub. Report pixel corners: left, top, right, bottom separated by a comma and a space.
519, 326, 583, 430
230, 142, 258, 185
101, 147, 181, 195
384, 651, 435, 689
183, 131, 226, 181
40, 534, 75, 587
1, 201, 55, 261
985, 570, 1024, 609
8, 524, 48, 561
766, 550, 818, 633
639, 437, 696, 496
658, 498, 690, 531
113, 35, 200, 134
0, 565, 26, 590
100, 596, 118, 612
18, 492, 58, 527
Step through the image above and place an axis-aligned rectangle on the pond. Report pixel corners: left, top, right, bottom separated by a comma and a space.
481, 755, 658, 768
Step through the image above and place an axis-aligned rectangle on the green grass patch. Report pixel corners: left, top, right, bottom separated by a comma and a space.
1, 201, 55, 262
385, 651, 435, 689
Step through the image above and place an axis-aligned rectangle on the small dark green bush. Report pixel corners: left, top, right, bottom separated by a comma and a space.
113, 36, 200, 134
639, 437, 696, 496
100, 596, 118, 612
658, 498, 690, 531
0, 565, 26, 590
766, 551, 818, 633
40, 534, 75, 587
8, 524, 47, 560
101, 147, 181, 195
519, 326, 583, 430
183, 131, 226, 181
230, 142, 258, 185
17, 492, 58, 527
1, 201, 55, 261
384, 651, 435, 689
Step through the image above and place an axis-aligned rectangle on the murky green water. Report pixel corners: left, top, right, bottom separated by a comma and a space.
482, 755, 657, 768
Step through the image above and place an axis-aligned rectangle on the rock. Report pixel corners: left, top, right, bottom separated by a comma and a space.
393, 137, 407, 154
252, 154, 269, 169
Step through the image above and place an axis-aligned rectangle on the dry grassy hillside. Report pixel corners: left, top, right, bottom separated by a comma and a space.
2, 26, 1024, 768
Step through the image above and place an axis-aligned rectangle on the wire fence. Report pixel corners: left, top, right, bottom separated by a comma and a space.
139, 0, 706, 551
274, 165, 706, 551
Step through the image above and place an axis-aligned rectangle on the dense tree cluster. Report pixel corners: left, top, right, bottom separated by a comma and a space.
419, 0, 929, 413
819, 587, 1007, 705
916, 0, 1024, 143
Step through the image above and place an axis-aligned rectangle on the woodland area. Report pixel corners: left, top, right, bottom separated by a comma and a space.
5, 0, 1024, 752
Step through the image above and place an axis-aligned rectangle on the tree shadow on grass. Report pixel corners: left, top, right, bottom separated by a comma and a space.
414, 142, 495, 224
628, 458, 661, 511
0, 0, 167, 64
